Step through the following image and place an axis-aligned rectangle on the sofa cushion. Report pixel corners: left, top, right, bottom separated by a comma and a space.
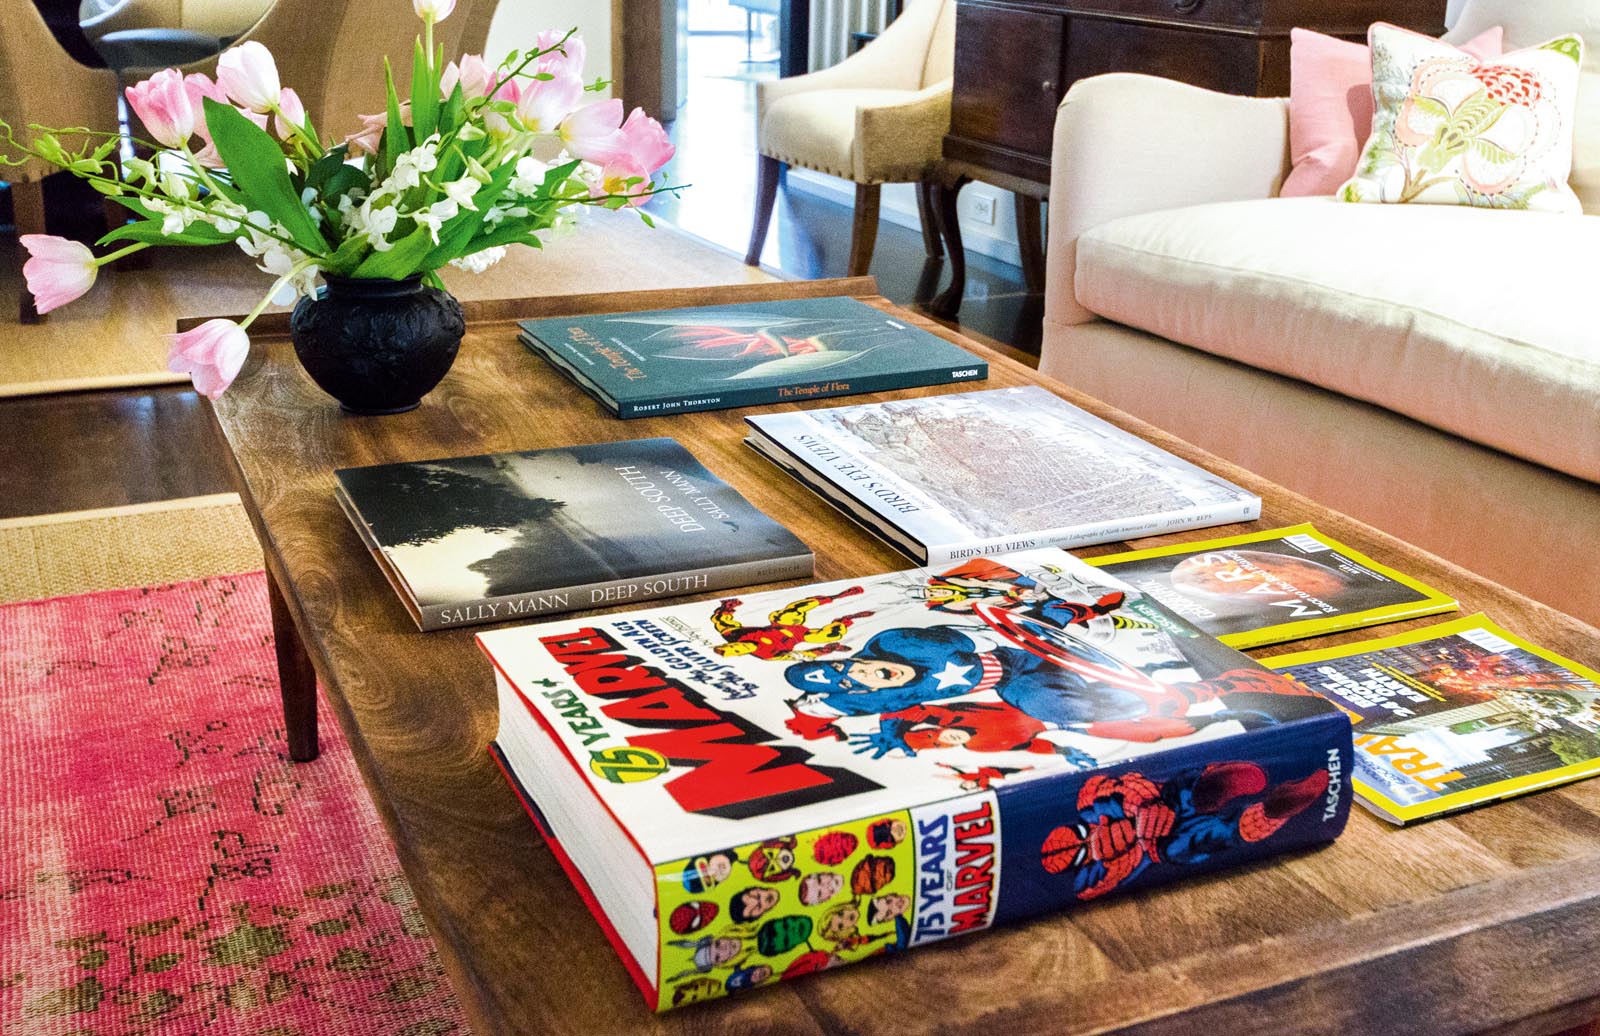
1073, 197, 1600, 483
1446, 0, 1600, 214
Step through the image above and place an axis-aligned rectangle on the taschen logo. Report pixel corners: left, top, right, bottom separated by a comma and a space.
1324, 747, 1343, 822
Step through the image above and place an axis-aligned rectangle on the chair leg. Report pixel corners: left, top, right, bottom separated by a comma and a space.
847, 182, 880, 277
915, 180, 943, 259
1014, 193, 1045, 294
13, 179, 47, 324
745, 155, 782, 266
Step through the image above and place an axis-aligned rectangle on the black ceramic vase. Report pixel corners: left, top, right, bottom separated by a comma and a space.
290, 274, 465, 415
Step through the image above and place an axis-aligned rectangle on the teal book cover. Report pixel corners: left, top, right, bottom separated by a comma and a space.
519, 297, 989, 418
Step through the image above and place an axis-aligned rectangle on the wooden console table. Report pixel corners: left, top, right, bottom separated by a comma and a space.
927, 0, 1448, 316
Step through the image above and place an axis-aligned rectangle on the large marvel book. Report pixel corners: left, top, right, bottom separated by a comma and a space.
478, 548, 1354, 1011
1267, 615, 1600, 824
1087, 524, 1457, 648
744, 386, 1261, 564
334, 438, 813, 631
517, 296, 988, 418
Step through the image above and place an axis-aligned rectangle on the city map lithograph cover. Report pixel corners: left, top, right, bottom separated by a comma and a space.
745, 386, 1261, 564
1268, 615, 1600, 823
479, 547, 1353, 1010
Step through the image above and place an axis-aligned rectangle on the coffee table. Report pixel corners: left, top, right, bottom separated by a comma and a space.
202, 277, 1600, 1036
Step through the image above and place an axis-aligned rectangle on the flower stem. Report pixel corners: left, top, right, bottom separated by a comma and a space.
239, 256, 319, 331
94, 242, 151, 266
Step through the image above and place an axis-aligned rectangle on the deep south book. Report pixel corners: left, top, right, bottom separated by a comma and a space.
477, 547, 1354, 1011
517, 296, 989, 418
1087, 524, 1457, 648
1267, 615, 1600, 824
744, 385, 1261, 564
334, 438, 813, 631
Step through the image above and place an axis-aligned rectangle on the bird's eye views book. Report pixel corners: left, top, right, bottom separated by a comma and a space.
743, 385, 1261, 565
1087, 524, 1457, 648
334, 438, 813, 631
517, 296, 989, 418
478, 547, 1354, 1011
1267, 615, 1600, 825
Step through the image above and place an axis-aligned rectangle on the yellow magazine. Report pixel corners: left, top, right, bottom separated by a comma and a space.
1265, 615, 1600, 824
1085, 524, 1456, 649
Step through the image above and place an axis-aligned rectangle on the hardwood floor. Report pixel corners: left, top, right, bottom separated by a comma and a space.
0, 387, 233, 518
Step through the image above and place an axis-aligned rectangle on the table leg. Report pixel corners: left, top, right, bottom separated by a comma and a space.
928, 175, 970, 319
267, 568, 320, 762
1014, 193, 1045, 295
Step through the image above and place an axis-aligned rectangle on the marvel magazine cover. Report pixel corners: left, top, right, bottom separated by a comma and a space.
517, 296, 989, 417
1087, 524, 1458, 648
1268, 614, 1600, 824
478, 547, 1354, 1010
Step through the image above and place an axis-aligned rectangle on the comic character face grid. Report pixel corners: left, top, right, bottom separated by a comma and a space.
658, 812, 916, 1007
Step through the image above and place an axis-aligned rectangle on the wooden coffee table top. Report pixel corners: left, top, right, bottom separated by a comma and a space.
206, 277, 1600, 1036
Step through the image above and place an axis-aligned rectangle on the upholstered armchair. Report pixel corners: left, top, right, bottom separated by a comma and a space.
180, 0, 499, 140
1, 3, 122, 322
745, 0, 954, 274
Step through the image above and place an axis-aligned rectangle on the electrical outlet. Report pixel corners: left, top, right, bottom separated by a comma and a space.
968, 191, 997, 225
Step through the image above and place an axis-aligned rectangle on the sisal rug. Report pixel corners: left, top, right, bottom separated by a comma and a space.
0, 499, 472, 1035
0, 212, 773, 399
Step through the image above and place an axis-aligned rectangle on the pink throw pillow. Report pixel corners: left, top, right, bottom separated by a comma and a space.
1281, 24, 1504, 197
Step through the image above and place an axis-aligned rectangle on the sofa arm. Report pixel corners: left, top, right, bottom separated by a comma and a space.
1045, 74, 1291, 327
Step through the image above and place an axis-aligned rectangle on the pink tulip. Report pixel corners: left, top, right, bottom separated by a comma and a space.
166, 318, 250, 399
125, 68, 196, 150
615, 107, 675, 175
217, 41, 281, 113
558, 98, 625, 160
441, 54, 497, 100
534, 30, 586, 79
516, 71, 584, 133
344, 102, 410, 156
186, 73, 237, 166
413, 0, 457, 20
20, 235, 97, 314
275, 87, 306, 141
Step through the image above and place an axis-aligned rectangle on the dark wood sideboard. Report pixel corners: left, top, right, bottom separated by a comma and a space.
928, 0, 1449, 316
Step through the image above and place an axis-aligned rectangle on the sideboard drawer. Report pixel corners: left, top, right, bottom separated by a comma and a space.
1059, 0, 1261, 29
950, 0, 1066, 160
1065, 19, 1263, 96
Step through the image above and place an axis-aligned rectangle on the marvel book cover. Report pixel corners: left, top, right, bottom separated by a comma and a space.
1087, 524, 1458, 648
517, 296, 988, 418
478, 547, 1353, 1011
744, 386, 1261, 564
1267, 615, 1600, 824
334, 438, 812, 631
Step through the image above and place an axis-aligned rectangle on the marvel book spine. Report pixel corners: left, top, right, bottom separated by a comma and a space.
646, 716, 1351, 1011
412, 553, 814, 631
522, 334, 988, 419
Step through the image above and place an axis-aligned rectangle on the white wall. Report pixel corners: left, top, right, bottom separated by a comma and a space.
486, 0, 613, 88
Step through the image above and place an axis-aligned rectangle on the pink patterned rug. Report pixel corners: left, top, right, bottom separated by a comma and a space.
0, 572, 471, 1036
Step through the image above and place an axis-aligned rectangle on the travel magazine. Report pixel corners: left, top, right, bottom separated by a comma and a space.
479, 547, 1353, 1010
1087, 524, 1457, 648
1267, 615, 1600, 824
744, 386, 1261, 564
518, 296, 989, 417
335, 439, 812, 630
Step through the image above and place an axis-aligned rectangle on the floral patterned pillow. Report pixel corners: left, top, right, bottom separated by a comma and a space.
1339, 22, 1586, 212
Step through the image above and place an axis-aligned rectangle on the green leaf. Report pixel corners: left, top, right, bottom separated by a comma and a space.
1471, 137, 1517, 167
353, 223, 436, 278
320, 163, 370, 203
439, 83, 465, 139
202, 98, 326, 254
304, 145, 351, 193
1408, 95, 1450, 122
1542, 35, 1583, 64
322, 234, 372, 276
98, 220, 233, 247
383, 58, 409, 175
410, 39, 439, 141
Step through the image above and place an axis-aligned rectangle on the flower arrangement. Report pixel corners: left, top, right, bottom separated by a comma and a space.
1, 0, 675, 399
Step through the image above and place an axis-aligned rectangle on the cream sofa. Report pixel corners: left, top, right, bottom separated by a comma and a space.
1039, 2, 1600, 628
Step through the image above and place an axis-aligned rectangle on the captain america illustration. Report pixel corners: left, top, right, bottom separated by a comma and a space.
783, 620, 1327, 749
